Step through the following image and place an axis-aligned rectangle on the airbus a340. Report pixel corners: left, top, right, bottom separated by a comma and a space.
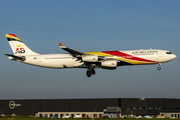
5, 34, 176, 77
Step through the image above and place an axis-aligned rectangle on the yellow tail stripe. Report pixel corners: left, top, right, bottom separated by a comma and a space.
5, 34, 21, 41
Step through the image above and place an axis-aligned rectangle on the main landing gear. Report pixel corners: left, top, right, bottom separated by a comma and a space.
157, 63, 161, 70
86, 68, 96, 77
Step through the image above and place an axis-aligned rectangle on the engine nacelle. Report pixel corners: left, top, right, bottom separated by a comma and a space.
82, 55, 98, 62
101, 60, 117, 68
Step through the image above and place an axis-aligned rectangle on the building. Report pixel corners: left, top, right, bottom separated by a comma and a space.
0, 98, 180, 118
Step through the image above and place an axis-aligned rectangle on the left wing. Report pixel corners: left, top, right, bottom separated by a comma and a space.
58, 43, 86, 56
58, 43, 116, 62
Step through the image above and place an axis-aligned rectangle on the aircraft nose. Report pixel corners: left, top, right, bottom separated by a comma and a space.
172, 54, 177, 59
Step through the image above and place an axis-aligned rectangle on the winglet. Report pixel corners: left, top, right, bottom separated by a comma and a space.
58, 43, 67, 48
58, 43, 64, 46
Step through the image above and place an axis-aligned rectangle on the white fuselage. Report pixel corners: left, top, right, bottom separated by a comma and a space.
22, 54, 81, 68
14, 49, 176, 69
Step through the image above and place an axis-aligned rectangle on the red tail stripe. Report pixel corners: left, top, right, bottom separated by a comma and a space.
101, 51, 156, 63
8, 34, 17, 38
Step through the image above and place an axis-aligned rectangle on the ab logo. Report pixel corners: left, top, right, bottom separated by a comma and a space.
15, 47, 25, 54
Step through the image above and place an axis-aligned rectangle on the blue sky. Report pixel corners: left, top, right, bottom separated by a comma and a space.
0, 0, 180, 99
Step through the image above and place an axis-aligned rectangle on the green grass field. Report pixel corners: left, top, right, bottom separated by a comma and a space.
0, 118, 180, 120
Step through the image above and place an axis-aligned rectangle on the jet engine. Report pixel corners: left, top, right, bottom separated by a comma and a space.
82, 55, 98, 62
101, 60, 117, 68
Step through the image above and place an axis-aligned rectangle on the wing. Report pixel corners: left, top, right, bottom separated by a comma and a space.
58, 43, 119, 62
58, 43, 86, 56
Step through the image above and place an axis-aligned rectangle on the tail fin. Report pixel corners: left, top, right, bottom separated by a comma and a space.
5, 34, 39, 55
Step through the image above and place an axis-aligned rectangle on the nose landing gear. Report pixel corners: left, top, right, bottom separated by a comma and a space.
157, 63, 161, 70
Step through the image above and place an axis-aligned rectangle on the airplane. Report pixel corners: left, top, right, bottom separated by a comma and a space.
4, 33, 177, 77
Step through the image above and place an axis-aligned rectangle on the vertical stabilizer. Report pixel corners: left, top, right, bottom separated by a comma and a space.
5, 34, 39, 55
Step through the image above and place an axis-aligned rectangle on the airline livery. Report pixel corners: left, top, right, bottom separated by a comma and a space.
5, 34, 176, 77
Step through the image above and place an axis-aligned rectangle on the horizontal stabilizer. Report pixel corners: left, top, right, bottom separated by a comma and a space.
4, 54, 26, 61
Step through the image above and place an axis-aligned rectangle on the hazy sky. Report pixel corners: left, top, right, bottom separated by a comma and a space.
0, 0, 180, 99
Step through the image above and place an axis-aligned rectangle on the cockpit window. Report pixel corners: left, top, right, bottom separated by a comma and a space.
166, 52, 172, 54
